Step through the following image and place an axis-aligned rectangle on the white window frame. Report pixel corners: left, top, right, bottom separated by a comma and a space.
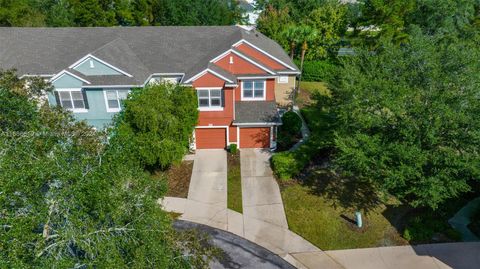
197, 88, 224, 111
241, 80, 266, 101
277, 76, 289, 84
103, 89, 130, 113
56, 88, 88, 113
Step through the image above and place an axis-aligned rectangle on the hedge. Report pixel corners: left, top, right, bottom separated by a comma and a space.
294, 60, 338, 82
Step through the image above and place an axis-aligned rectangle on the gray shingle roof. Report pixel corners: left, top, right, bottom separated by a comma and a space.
234, 101, 280, 124
0, 26, 298, 86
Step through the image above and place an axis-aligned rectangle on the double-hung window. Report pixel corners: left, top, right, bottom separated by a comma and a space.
242, 80, 265, 100
57, 89, 87, 112
105, 89, 129, 112
197, 89, 222, 110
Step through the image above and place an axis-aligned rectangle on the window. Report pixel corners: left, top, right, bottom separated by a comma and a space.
278, 76, 288, 84
105, 89, 129, 112
197, 89, 222, 109
242, 80, 265, 100
57, 90, 86, 111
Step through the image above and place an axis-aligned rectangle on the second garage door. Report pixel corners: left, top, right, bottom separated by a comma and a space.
240, 127, 270, 148
195, 128, 226, 149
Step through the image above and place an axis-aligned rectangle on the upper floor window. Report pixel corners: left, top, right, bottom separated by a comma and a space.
57, 89, 87, 112
242, 80, 265, 100
105, 89, 129, 112
198, 89, 222, 110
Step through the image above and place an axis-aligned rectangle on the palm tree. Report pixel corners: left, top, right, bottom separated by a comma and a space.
282, 25, 300, 59
295, 25, 318, 78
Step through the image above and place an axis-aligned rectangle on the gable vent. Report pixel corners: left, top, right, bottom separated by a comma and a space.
229, 56, 234, 64
89, 60, 94, 68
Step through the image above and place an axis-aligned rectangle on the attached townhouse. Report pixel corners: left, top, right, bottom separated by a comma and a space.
0, 26, 299, 150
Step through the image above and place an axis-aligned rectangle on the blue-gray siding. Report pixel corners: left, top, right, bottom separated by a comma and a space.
74, 58, 122, 76
48, 88, 124, 129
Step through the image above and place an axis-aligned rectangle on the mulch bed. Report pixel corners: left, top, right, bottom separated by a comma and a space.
165, 160, 193, 198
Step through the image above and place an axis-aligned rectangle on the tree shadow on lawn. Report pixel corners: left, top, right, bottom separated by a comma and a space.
294, 154, 410, 245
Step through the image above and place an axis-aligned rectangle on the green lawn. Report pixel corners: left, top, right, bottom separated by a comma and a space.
281, 183, 407, 250
227, 152, 242, 213
296, 81, 330, 109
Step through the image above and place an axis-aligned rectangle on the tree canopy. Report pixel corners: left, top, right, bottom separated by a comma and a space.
0, 0, 243, 27
0, 71, 211, 267
323, 31, 480, 209
114, 83, 198, 169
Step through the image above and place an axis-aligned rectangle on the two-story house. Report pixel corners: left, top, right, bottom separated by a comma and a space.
0, 26, 299, 150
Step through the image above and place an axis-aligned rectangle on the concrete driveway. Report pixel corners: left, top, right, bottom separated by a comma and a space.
241, 149, 288, 228
182, 149, 228, 229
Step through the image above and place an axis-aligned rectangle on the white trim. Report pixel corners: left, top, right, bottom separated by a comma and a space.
233, 122, 282, 126
83, 84, 141, 88
50, 70, 91, 85
198, 107, 224, 112
210, 50, 232, 63
195, 87, 223, 90
197, 88, 223, 110
237, 76, 276, 80
277, 71, 301, 75
225, 84, 239, 87
231, 50, 275, 74
103, 89, 130, 113
20, 74, 55, 79
210, 49, 275, 75
55, 88, 88, 112
184, 68, 234, 84
232, 39, 296, 70
241, 80, 266, 101
69, 54, 133, 77
194, 125, 230, 148
237, 127, 240, 148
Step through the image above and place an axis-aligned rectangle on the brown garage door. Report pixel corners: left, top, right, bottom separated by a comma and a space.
240, 127, 270, 148
195, 128, 226, 149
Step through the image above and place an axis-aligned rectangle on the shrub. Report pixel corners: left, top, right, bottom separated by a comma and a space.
272, 142, 316, 180
281, 111, 302, 136
229, 144, 237, 154
294, 60, 338, 82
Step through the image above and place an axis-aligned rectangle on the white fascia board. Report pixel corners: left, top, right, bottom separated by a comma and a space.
184, 68, 234, 84
20, 74, 55, 79
237, 76, 276, 80
277, 70, 301, 75
233, 122, 282, 126
82, 84, 141, 88
232, 39, 296, 70
69, 54, 134, 78
50, 70, 91, 85
210, 48, 276, 75
231, 50, 276, 74
210, 49, 233, 63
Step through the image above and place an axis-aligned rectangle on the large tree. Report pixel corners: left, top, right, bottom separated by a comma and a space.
0, 71, 212, 267
114, 83, 198, 169
325, 31, 480, 209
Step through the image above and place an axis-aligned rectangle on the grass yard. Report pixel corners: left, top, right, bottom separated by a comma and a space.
150, 161, 193, 198
281, 182, 407, 250
227, 152, 243, 213
296, 81, 330, 109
